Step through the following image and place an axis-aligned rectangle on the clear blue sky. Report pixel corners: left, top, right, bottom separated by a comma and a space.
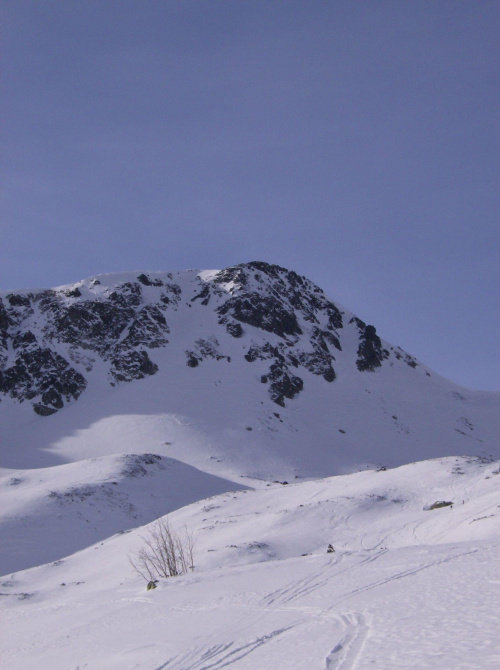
1, 1, 499, 391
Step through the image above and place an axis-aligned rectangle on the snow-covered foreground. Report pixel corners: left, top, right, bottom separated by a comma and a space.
2, 456, 499, 669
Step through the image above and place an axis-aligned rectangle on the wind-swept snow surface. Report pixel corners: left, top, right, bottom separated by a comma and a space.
1, 457, 499, 669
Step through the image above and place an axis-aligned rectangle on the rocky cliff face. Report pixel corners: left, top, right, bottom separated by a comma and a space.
0, 262, 419, 416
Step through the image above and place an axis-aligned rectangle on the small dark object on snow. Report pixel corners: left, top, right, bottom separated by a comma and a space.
327, 544, 335, 553
429, 501, 453, 510
377, 466, 387, 472
147, 580, 158, 591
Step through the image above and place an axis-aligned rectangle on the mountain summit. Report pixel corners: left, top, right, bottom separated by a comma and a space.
0, 261, 398, 415
1, 262, 498, 479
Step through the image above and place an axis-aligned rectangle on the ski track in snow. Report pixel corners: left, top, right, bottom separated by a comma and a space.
260, 551, 388, 608
155, 625, 296, 670
325, 613, 368, 670
330, 546, 481, 609
1, 456, 500, 669
260, 558, 336, 607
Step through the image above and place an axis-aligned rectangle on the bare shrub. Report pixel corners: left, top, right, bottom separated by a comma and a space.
129, 518, 196, 582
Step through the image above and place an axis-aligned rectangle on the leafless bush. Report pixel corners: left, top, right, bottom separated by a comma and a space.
129, 518, 196, 581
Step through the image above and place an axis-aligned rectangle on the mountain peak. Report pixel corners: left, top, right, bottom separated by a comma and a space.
0, 262, 394, 416
1, 263, 498, 479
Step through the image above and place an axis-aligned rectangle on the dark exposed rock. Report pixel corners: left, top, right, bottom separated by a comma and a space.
186, 353, 199, 367
327, 334, 341, 351
0, 298, 10, 330
214, 263, 343, 340
350, 316, 365, 332
109, 350, 158, 383
159, 283, 182, 309
2, 278, 178, 413
7, 294, 30, 308
185, 337, 230, 366
195, 338, 221, 360
302, 327, 338, 380
218, 294, 302, 338
12, 331, 37, 350
325, 305, 343, 331
245, 335, 333, 401
299, 351, 336, 382
120, 453, 163, 477
109, 282, 142, 308
191, 285, 211, 306
212, 265, 249, 288
394, 348, 418, 368
248, 340, 306, 405
0, 300, 10, 365
245, 342, 283, 364
220, 262, 343, 328
137, 273, 164, 287
0, 262, 401, 415
313, 329, 329, 353
33, 290, 57, 312
33, 403, 58, 416
45, 300, 134, 354
365, 325, 377, 339
266, 362, 304, 407
41, 388, 64, 409
224, 320, 243, 338
356, 324, 389, 372
120, 305, 170, 350
211, 266, 344, 398
5, 294, 34, 327
0, 346, 87, 408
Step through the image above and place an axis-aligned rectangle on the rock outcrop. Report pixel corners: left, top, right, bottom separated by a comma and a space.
0, 262, 418, 414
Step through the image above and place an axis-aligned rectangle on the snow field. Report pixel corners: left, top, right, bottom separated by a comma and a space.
1, 456, 499, 669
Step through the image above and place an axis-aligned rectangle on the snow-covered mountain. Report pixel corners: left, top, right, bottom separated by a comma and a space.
1, 262, 498, 481
1, 262, 499, 668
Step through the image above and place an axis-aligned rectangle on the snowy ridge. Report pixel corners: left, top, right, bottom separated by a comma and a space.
0, 454, 246, 575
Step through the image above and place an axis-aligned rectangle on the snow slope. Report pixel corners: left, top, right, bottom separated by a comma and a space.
1, 263, 499, 482
1, 456, 499, 669
0, 454, 246, 575
1, 262, 499, 667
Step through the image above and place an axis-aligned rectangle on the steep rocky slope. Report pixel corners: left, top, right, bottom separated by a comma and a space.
1, 262, 498, 479
0, 262, 404, 415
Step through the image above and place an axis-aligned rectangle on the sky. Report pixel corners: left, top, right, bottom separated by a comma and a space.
1, 1, 498, 391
